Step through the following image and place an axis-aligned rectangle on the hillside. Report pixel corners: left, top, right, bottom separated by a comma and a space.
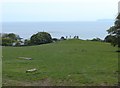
2, 39, 118, 86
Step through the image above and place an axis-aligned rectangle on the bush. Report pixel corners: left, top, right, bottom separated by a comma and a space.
30, 32, 52, 45
2, 38, 13, 46
24, 39, 32, 46
91, 38, 102, 42
52, 38, 59, 42
60, 36, 66, 40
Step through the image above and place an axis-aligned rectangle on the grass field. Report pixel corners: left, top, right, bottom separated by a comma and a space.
2, 39, 118, 86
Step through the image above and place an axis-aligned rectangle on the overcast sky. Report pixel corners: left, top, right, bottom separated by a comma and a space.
1, 0, 119, 22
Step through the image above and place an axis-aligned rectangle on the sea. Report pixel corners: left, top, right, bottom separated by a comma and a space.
2, 21, 114, 40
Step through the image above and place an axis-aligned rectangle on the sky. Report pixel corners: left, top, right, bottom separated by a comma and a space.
1, 0, 120, 39
1, 0, 119, 22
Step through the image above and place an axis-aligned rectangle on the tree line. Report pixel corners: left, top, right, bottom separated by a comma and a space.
1, 32, 53, 46
0, 31, 115, 47
1, 13, 120, 47
1, 31, 103, 47
0, 32, 80, 46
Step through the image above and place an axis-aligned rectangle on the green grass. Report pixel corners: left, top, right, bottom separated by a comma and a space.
2, 39, 118, 86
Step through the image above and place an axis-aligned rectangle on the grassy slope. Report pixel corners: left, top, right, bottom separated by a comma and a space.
2, 39, 118, 86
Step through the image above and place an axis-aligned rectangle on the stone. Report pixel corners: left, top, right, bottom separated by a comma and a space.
26, 68, 37, 73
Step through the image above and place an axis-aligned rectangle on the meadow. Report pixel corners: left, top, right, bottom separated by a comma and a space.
2, 39, 118, 86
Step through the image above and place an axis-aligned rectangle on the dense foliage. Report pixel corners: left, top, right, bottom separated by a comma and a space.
1, 33, 21, 46
24, 39, 31, 46
30, 32, 52, 45
106, 13, 120, 47
104, 35, 116, 46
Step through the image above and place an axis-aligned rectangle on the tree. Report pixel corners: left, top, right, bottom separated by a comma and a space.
2, 38, 13, 46
7, 33, 17, 41
104, 35, 116, 45
1, 33, 22, 46
60, 36, 66, 40
2, 33, 21, 41
107, 13, 120, 47
24, 39, 31, 46
30, 32, 52, 45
